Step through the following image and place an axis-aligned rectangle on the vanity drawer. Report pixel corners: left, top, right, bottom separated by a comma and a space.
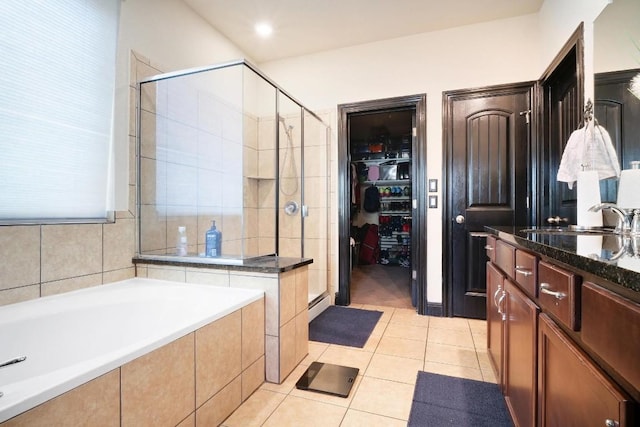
514, 249, 537, 297
582, 281, 640, 394
485, 235, 497, 263
495, 240, 515, 279
538, 261, 581, 331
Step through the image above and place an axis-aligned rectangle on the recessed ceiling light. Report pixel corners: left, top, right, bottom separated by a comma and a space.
255, 22, 273, 38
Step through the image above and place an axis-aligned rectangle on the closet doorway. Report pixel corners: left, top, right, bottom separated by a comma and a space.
337, 95, 427, 313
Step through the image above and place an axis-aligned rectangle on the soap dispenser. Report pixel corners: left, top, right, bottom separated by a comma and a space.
617, 161, 640, 210
205, 220, 222, 257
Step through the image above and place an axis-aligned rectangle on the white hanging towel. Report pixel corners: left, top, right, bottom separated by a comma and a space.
556, 121, 621, 189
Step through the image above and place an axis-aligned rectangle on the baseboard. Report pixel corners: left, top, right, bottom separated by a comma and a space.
308, 294, 331, 322
425, 302, 443, 317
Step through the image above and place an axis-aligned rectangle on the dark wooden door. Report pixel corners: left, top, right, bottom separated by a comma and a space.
538, 26, 583, 225
444, 84, 531, 319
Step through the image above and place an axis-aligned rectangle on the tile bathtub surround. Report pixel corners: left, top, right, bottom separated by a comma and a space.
0, 214, 136, 307
0, 298, 265, 427
222, 307, 494, 427
138, 262, 309, 385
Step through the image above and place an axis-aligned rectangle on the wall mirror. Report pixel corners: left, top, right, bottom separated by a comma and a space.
593, 0, 640, 204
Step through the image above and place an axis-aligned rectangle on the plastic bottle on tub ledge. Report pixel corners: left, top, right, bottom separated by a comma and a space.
205, 220, 222, 257
176, 226, 188, 256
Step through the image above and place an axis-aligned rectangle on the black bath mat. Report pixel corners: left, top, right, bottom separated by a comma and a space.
308, 306, 382, 348
408, 372, 513, 427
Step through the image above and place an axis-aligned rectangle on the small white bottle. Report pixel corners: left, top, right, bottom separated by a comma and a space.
176, 226, 187, 256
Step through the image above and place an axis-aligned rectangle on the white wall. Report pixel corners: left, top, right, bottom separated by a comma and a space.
260, 14, 541, 305
258, 0, 611, 306
113, 0, 251, 210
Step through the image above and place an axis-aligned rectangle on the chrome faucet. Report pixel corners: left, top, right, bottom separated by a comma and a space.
588, 203, 631, 234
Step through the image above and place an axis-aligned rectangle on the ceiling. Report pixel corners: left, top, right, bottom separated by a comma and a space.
182, 0, 544, 63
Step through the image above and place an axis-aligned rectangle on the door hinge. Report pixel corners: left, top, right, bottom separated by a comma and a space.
412, 270, 417, 280
412, 127, 417, 137
526, 196, 530, 209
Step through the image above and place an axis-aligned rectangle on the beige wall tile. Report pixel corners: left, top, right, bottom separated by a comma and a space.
265, 335, 279, 383
295, 267, 308, 314
0, 225, 40, 290
186, 269, 230, 286
295, 311, 309, 365
121, 334, 195, 427
195, 310, 241, 407
242, 299, 265, 370
241, 356, 265, 402
41, 273, 102, 297
103, 218, 135, 272
229, 273, 279, 336
279, 319, 296, 381
139, 110, 159, 160
139, 204, 167, 253
278, 237, 301, 258
128, 136, 136, 187
41, 224, 102, 283
0, 284, 40, 307
1, 369, 120, 427
103, 267, 135, 284
279, 270, 296, 326
177, 413, 195, 427
147, 265, 186, 282
196, 376, 241, 427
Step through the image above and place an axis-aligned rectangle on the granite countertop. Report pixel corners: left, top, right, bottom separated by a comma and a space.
133, 254, 313, 273
486, 226, 640, 295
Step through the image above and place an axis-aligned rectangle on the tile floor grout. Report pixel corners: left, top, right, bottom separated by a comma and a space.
222, 305, 493, 426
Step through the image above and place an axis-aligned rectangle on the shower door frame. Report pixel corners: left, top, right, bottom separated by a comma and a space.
337, 94, 428, 314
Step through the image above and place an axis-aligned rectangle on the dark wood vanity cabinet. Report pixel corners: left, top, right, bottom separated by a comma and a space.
486, 235, 638, 426
538, 313, 634, 427
487, 261, 505, 389
504, 279, 539, 427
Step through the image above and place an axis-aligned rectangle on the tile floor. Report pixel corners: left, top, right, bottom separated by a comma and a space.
221, 304, 495, 426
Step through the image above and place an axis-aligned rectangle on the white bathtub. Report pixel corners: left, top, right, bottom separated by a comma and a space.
0, 278, 264, 423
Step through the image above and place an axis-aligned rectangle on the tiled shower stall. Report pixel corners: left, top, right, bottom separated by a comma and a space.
136, 57, 331, 305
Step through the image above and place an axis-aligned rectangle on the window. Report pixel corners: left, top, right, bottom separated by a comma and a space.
0, 0, 120, 222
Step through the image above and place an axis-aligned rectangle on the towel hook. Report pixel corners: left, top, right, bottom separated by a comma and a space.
584, 99, 594, 124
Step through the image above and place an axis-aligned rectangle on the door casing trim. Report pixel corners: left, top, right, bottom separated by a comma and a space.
337, 94, 427, 313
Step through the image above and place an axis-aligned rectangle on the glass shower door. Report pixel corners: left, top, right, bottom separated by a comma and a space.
303, 110, 330, 304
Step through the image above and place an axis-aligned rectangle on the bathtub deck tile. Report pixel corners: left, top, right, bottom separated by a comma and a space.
121, 333, 195, 427
1, 369, 120, 427
242, 298, 265, 370
195, 310, 242, 407
196, 376, 241, 427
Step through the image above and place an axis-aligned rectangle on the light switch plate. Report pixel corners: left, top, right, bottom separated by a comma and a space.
428, 179, 438, 192
428, 195, 438, 208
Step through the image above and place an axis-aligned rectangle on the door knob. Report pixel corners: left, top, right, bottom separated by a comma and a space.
455, 215, 465, 224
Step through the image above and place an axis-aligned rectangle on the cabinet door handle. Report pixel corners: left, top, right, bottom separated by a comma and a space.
540, 283, 566, 300
485, 245, 494, 251
497, 292, 507, 321
605, 419, 618, 427
493, 287, 502, 307
515, 266, 533, 277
